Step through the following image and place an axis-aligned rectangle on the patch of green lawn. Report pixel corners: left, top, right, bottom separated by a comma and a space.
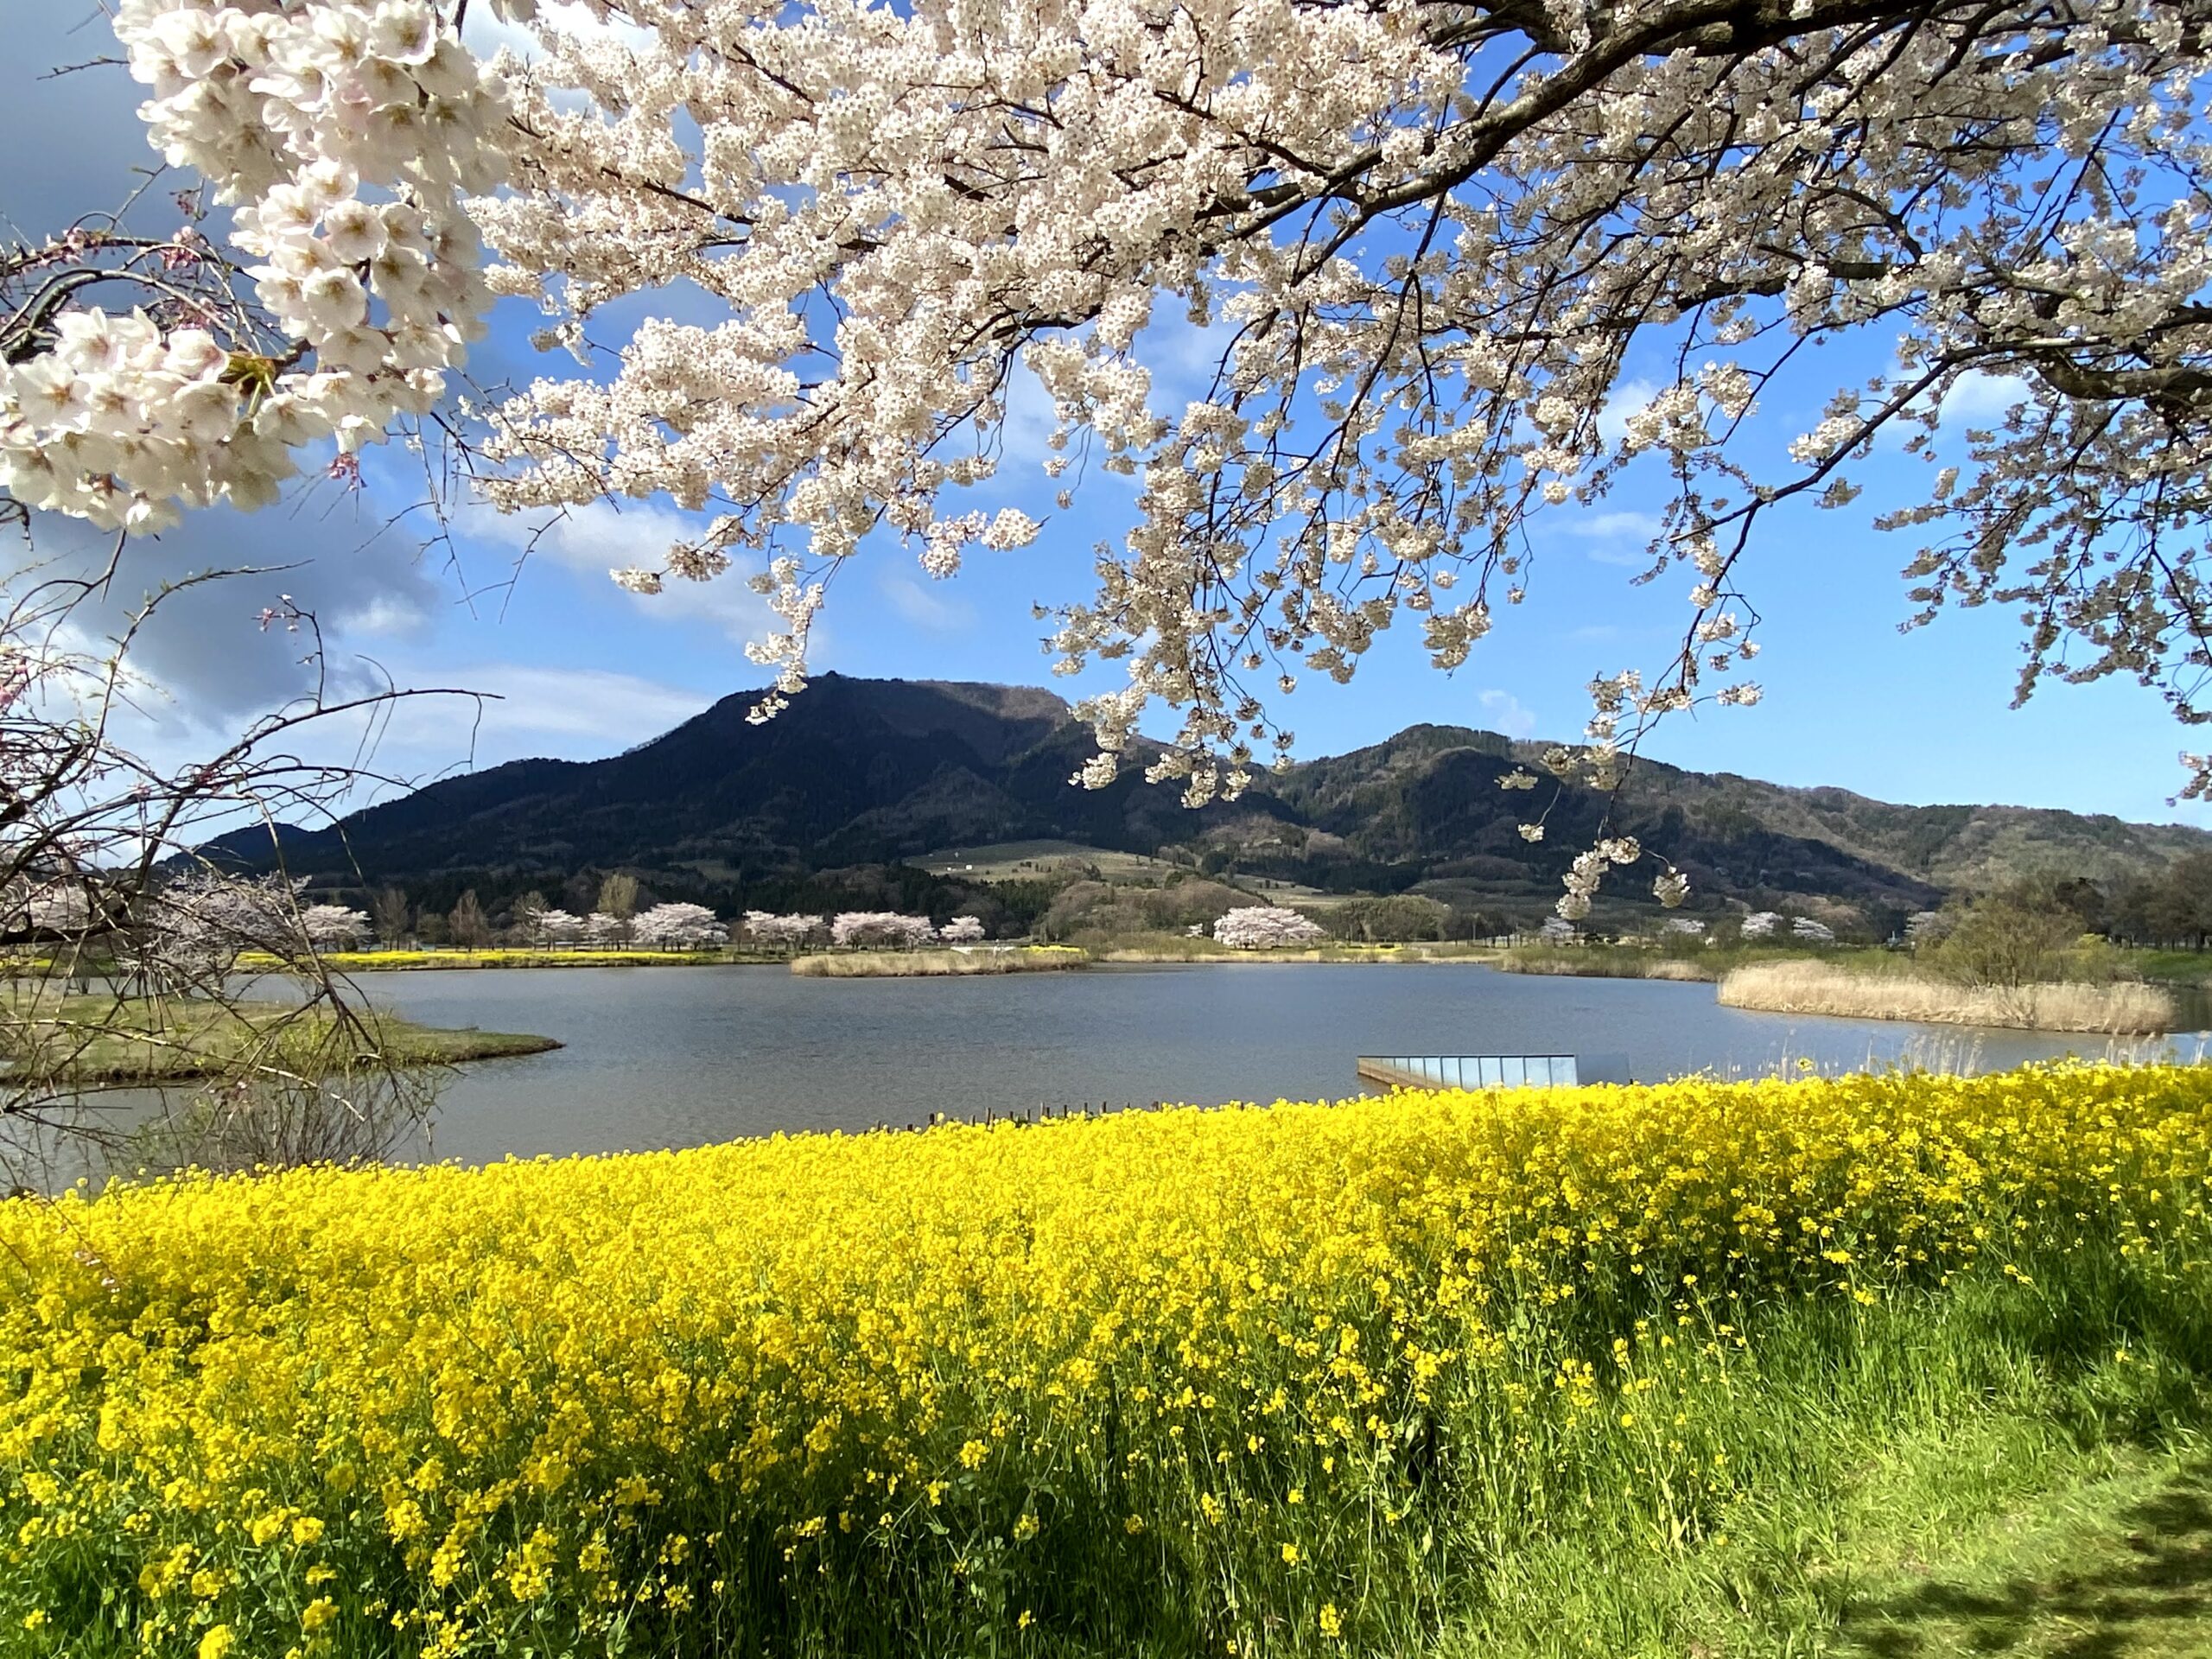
1832, 1447, 2212, 1659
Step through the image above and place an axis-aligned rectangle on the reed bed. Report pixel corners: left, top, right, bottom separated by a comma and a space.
1719, 959, 2176, 1033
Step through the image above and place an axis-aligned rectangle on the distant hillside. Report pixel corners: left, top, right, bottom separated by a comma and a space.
264, 676, 2209, 926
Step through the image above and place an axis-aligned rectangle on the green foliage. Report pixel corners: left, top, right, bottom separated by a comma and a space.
1321, 893, 1453, 942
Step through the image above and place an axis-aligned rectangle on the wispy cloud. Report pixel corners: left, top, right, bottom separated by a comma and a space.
405, 663, 713, 747
881, 572, 976, 633
1566, 508, 1663, 568
1477, 688, 1540, 738
460, 499, 775, 644
1936, 371, 2031, 428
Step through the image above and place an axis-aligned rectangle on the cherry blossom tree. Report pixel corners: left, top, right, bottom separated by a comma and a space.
11, 0, 2212, 927
1905, 910, 1954, 947
1791, 917, 1839, 944
938, 916, 988, 944
581, 911, 626, 946
1212, 906, 1325, 950
742, 911, 825, 951
533, 907, 585, 946
1739, 912, 1783, 940
300, 902, 369, 950
632, 901, 728, 950
830, 912, 938, 950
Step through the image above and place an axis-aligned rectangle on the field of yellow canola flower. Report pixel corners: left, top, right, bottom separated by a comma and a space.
3, 1065, 2210, 1658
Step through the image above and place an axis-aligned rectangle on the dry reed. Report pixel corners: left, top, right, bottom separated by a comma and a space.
1718, 960, 2174, 1034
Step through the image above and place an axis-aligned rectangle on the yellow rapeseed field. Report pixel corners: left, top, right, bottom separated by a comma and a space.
2, 1065, 2209, 1657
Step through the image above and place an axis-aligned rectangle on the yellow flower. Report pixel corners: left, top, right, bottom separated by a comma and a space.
1319, 1603, 1344, 1639
1281, 1542, 1300, 1565
302, 1597, 338, 1632
199, 1627, 235, 1659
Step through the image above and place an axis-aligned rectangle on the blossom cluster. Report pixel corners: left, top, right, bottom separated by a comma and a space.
741, 911, 824, 949
629, 901, 727, 949
1212, 906, 1326, 950
1, 1064, 2206, 1654
1, 0, 513, 530
829, 912, 937, 949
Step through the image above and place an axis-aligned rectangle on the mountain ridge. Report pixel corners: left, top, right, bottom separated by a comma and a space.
267, 674, 2208, 925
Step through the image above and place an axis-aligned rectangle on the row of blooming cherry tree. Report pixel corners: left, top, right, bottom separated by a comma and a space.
506, 907, 996, 951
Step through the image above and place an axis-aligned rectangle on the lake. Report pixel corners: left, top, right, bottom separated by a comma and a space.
346, 963, 2186, 1165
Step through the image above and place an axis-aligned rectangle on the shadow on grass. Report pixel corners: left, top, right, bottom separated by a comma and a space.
1840, 1465, 2212, 1658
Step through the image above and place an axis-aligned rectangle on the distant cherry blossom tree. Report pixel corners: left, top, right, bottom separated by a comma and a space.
1791, 918, 1839, 945
938, 916, 988, 944
831, 912, 938, 950
742, 912, 825, 951
632, 901, 728, 950
1537, 916, 1580, 946
1739, 912, 1783, 941
1212, 906, 1325, 950
581, 912, 626, 947
300, 903, 369, 950
1905, 911, 1954, 948
137, 870, 302, 984
534, 908, 585, 947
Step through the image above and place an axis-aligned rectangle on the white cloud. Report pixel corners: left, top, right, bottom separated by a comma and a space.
1477, 688, 1540, 738
458, 498, 776, 643
1936, 371, 2031, 428
404, 663, 712, 746
1596, 378, 1661, 447
334, 592, 431, 638
461, 1, 649, 62
1567, 508, 1663, 568
880, 571, 976, 633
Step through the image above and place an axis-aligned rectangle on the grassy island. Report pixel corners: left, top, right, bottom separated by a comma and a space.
0, 995, 559, 1084
7, 1065, 2212, 1655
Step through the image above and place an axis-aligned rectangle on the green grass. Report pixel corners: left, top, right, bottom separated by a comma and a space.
2125, 947, 2212, 987
1431, 1262, 2212, 1658
1828, 1445, 2212, 1657
0, 994, 557, 1083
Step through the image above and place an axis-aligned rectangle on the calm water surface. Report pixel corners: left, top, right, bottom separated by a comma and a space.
351, 963, 2176, 1165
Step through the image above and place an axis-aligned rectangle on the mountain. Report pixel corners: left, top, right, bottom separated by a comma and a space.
264, 675, 2208, 925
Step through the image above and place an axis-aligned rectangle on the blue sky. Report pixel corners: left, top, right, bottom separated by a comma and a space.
4, 3, 2202, 831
